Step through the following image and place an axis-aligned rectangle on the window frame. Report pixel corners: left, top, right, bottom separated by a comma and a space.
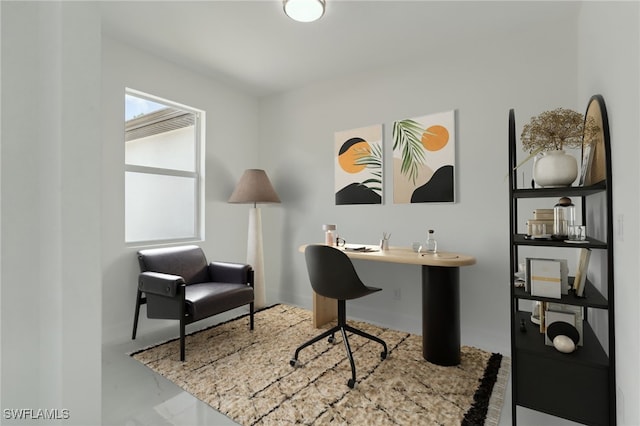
124, 88, 205, 246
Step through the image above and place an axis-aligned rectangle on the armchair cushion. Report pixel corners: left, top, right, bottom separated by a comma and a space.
185, 282, 254, 321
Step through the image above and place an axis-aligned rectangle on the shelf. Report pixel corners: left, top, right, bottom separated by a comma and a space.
512, 181, 606, 198
513, 234, 607, 249
513, 279, 608, 309
514, 311, 609, 368
508, 98, 615, 425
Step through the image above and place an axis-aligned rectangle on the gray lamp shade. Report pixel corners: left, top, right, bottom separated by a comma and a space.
228, 169, 281, 204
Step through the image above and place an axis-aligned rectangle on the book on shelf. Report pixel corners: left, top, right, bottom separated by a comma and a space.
573, 248, 592, 297
533, 208, 554, 220
539, 302, 547, 333
526, 257, 569, 297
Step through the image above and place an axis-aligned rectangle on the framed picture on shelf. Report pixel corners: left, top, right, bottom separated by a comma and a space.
580, 95, 607, 186
544, 303, 583, 346
578, 141, 594, 186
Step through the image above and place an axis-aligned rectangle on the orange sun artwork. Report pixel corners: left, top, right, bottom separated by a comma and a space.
392, 110, 455, 204
338, 138, 370, 173
421, 125, 449, 151
334, 125, 383, 205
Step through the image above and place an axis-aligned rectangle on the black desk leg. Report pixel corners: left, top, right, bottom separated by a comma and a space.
422, 265, 460, 366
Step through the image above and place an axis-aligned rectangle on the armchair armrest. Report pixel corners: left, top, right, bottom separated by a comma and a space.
209, 262, 254, 286
138, 271, 185, 297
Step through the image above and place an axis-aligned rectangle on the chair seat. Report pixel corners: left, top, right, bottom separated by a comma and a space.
185, 282, 254, 321
340, 285, 381, 300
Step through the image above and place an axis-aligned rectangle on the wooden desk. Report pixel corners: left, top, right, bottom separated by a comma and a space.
300, 244, 476, 366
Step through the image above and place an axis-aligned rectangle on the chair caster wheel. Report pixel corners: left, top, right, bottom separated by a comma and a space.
381, 351, 388, 360
347, 378, 355, 389
328, 336, 336, 344
290, 359, 300, 368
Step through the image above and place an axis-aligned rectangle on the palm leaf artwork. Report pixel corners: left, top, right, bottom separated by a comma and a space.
393, 119, 435, 184
353, 143, 382, 195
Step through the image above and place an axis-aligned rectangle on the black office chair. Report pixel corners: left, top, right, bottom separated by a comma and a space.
290, 244, 388, 388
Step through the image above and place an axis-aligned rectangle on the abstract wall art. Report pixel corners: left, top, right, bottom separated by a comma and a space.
392, 110, 455, 203
334, 124, 383, 205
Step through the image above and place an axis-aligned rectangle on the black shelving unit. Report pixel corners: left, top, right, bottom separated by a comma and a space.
508, 95, 615, 425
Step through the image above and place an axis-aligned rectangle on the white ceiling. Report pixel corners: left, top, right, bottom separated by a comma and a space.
99, 0, 581, 97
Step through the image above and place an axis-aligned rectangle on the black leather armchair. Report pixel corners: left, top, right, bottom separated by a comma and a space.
132, 245, 254, 361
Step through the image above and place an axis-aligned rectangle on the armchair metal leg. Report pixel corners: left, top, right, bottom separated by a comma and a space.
132, 290, 144, 340
250, 302, 254, 330
178, 285, 187, 361
179, 316, 186, 362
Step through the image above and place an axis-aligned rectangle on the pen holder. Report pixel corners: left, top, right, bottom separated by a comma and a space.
380, 239, 389, 251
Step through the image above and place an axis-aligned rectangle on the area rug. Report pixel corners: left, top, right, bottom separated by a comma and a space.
131, 304, 509, 425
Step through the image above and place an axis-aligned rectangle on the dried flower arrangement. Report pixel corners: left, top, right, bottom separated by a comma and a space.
513, 108, 600, 172
521, 108, 599, 153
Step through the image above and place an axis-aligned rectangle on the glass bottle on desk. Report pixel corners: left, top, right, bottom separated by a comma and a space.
421, 229, 437, 254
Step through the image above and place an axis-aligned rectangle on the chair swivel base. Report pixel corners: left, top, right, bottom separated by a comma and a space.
289, 321, 388, 389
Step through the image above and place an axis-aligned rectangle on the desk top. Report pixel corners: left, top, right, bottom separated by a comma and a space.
299, 244, 476, 267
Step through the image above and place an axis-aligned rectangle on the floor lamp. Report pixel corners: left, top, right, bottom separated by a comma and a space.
228, 169, 281, 309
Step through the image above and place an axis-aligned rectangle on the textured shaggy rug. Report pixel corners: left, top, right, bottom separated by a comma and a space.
131, 304, 509, 425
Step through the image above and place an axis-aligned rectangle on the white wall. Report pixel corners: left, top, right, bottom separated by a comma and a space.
258, 14, 579, 353
1, 2, 101, 424
578, 3, 640, 424
101, 36, 260, 343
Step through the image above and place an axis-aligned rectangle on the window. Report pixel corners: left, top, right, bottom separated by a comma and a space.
125, 89, 204, 244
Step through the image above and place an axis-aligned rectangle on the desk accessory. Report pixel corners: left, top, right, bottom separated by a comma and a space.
322, 224, 336, 245
380, 232, 391, 250
419, 229, 437, 254
344, 246, 377, 252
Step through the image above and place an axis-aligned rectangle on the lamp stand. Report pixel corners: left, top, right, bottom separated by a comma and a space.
247, 206, 266, 309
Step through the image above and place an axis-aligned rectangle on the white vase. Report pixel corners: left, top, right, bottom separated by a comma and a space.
532, 150, 578, 188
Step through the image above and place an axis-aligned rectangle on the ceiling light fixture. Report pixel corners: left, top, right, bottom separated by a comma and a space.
283, 0, 325, 23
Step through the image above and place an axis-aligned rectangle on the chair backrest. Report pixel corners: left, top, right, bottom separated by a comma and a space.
137, 245, 209, 285
304, 245, 370, 300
